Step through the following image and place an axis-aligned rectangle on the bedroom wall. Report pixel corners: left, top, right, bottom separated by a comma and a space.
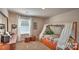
48, 9, 79, 42
48, 9, 79, 29
32, 17, 46, 38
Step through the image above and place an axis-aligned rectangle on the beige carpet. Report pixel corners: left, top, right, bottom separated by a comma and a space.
15, 41, 50, 50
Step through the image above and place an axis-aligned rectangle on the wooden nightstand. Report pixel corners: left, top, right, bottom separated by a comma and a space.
25, 36, 36, 42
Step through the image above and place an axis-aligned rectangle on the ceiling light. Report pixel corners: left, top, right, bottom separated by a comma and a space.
42, 8, 45, 10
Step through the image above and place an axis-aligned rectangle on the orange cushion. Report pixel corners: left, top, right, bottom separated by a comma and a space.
51, 41, 57, 49
41, 38, 57, 49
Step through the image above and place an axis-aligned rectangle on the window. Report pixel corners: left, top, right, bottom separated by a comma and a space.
18, 17, 31, 34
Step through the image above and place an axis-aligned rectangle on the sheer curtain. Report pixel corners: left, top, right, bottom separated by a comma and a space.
18, 16, 32, 41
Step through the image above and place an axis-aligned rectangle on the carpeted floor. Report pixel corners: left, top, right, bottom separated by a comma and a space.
15, 41, 50, 50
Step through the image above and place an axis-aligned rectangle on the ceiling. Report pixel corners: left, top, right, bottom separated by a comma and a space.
8, 8, 78, 18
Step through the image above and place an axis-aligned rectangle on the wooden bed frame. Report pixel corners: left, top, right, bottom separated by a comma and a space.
73, 22, 78, 50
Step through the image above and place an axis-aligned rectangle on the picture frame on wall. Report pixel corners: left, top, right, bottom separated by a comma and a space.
0, 24, 5, 33
11, 24, 17, 29
33, 22, 37, 30
0, 24, 5, 29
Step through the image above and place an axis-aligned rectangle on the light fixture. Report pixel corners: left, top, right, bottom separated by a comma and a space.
42, 8, 45, 10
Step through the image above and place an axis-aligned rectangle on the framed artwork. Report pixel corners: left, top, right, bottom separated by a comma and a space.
33, 22, 37, 29
0, 24, 5, 29
11, 24, 17, 29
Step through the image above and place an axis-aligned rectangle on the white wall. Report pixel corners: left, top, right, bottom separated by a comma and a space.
32, 17, 46, 38
49, 9, 79, 22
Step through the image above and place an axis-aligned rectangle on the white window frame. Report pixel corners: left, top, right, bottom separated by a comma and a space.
18, 16, 32, 35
